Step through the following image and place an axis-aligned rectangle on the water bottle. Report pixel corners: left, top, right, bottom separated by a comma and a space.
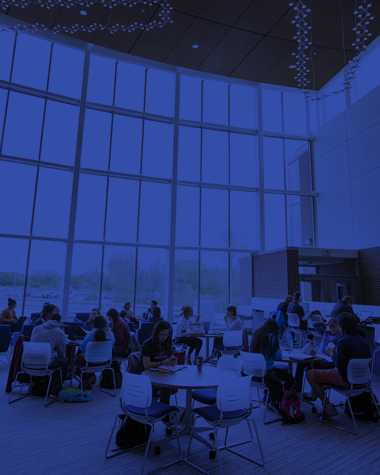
288, 332, 293, 353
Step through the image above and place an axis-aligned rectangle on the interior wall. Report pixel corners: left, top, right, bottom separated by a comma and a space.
312, 83, 380, 250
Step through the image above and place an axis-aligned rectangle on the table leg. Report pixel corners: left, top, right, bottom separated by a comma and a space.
205, 338, 210, 358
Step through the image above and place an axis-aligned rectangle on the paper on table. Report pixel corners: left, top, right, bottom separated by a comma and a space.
150, 365, 187, 372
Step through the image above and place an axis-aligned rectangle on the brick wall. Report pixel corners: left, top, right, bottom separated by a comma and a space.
316, 260, 357, 302
359, 246, 380, 306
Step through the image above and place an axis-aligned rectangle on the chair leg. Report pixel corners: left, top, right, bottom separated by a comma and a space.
44, 373, 54, 407
320, 389, 359, 435
141, 423, 154, 475
105, 413, 122, 459
263, 390, 282, 425
8, 372, 32, 404
214, 428, 223, 475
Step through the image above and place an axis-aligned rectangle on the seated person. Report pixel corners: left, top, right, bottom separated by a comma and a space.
175, 305, 202, 365
85, 308, 100, 329
145, 300, 158, 320
147, 306, 163, 323
295, 317, 343, 393
33, 304, 56, 327
330, 295, 355, 319
306, 312, 371, 417
107, 308, 131, 358
123, 302, 139, 326
141, 321, 177, 412
119, 310, 130, 322
31, 313, 69, 397
250, 319, 294, 415
0, 298, 19, 332
287, 291, 306, 330
75, 315, 115, 389
224, 305, 243, 331
277, 294, 293, 326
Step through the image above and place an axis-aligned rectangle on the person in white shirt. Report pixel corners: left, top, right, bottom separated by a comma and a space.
224, 305, 244, 331
175, 305, 203, 364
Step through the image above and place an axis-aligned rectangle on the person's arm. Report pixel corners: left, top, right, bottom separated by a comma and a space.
312, 321, 326, 336
80, 333, 93, 353
57, 335, 68, 356
334, 339, 347, 372
142, 355, 174, 369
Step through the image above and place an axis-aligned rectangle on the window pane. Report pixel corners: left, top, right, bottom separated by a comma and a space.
176, 186, 200, 247
288, 195, 313, 247
202, 129, 228, 185
115, 62, 145, 112
33, 168, 72, 238
145, 69, 174, 117
178, 126, 200, 182
230, 252, 251, 309
49, 44, 84, 99
203, 80, 228, 125
174, 250, 198, 316
0, 88, 7, 137
0, 161, 36, 235
24, 241, 65, 318
69, 243, 102, 316
105, 178, 139, 243
142, 121, 173, 179
87, 54, 115, 106
180, 75, 201, 121
139, 182, 170, 245
75, 174, 107, 240
136, 247, 167, 318
0, 238, 28, 312
40, 101, 79, 166
0, 31, 14, 81
110, 115, 142, 175
230, 191, 257, 250
230, 84, 256, 129
81, 109, 112, 170
285, 139, 310, 192
2, 92, 44, 160
12, 33, 51, 90
230, 133, 257, 187
200, 251, 228, 325
265, 194, 286, 250
262, 89, 282, 133
201, 188, 228, 248
283, 92, 308, 135
263, 137, 284, 189
101, 246, 136, 314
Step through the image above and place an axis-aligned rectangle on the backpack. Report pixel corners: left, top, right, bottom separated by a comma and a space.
345, 391, 380, 423
115, 415, 151, 449
281, 388, 305, 424
58, 387, 93, 402
31, 376, 50, 397
100, 362, 122, 389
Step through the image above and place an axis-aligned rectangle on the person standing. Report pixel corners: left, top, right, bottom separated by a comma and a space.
0, 298, 19, 332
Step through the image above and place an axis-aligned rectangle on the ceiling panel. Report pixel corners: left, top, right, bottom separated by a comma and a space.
233, 0, 291, 34
198, 0, 254, 27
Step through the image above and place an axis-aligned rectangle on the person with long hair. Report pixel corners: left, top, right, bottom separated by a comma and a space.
0, 297, 19, 332
107, 308, 131, 357
306, 312, 371, 418
147, 306, 163, 323
85, 308, 101, 329
250, 319, 294, 414
175, 305, 203, 364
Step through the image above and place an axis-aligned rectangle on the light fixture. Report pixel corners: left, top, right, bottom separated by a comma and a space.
0, 0, 173, 35
192, 44, 199, 49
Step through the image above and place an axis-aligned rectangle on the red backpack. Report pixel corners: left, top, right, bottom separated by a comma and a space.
282, 388, 305, 424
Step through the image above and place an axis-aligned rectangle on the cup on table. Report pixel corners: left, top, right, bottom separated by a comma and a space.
196, 356, 204, 371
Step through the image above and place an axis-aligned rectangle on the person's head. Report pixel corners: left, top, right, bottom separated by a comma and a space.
119, 310, 128, 320
341, 295, 354, 307
93, 315, 108, 342
50, 313, 62, 324
151, 320, 173, 351
250, 318, 279, 358
90, 308, 100, 319
151, 300, 157, 310
227, 305, 237, 318
181, 306, 193, 319
123, 302, 131, 311
327, 317, 339, 335
284, 295, 293, 304
293, 291, 303, 303
152, 306, 161, 319
106, 308, 120, 328
41, 304, 56, 321
7, 298, 16, 309
337, 312, 358, 335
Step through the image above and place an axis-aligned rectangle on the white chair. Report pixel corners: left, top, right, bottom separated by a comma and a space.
71, 340, 115, 401
9, 342, 61, 407
239, 351, 283, 425
186, 376, 264, 475
320, 357, 379, 435
105, 373, 182, 474
222, 330, 244, 356
285, 313, 303, 348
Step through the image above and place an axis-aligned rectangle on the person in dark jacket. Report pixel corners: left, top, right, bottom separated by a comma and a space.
287, 291, 305, 320
107, 308, 131, 357
277, 294, 293, 325
330, 295, 355, 319
147, 306, 163, 323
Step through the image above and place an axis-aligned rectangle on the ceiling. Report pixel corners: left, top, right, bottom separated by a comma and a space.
3, 0, 380, 90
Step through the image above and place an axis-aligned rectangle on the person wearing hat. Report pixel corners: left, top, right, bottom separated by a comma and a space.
330, 295, 355, 319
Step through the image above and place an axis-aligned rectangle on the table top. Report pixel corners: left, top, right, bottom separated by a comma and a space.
280, 350, 330, 364
142, 365, 237, 390
184, 331, 224, 338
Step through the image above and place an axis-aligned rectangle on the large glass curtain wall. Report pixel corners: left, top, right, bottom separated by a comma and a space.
0, 30, 314, 322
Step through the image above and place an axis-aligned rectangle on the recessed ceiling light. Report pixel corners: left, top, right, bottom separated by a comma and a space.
192, 44, 199, 49
141, 9, 145, 12
80, 10, 87, 15
289, 65, 296, 68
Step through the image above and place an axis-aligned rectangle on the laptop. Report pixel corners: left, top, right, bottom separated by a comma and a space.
67, 326, 87, 341
17, 317, 27, 325
202, 322, 211, 334
360, 310, 373, 320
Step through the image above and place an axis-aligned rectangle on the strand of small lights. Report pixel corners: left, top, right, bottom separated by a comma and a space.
0, 0, 173, 35
289, 2, 312, 97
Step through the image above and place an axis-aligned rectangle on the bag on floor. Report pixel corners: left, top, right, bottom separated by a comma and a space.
345, 392, 380, 422
58, 387, 93, 402
31, 376, 50, 397
100, 362, 122, 389
282, 388, 305, 424
116, 415, 151, 448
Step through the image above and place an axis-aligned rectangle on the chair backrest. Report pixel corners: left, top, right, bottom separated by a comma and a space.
0, 333, 11, 352
137, 322, 156, 344
122, 373, 152, 409
217, 356, 243, 376
239, 351, 266, 378
307, 314, 322, 328
0, 324, 11, 334
346, 358, 371, 385
217, 376, 252, 413
288, 313, 300, 329
75, 313, 90, 323
223, 330, 243, 348
22, 342, 52, 368
21, 324, 34, 338
84, 341, 113, 364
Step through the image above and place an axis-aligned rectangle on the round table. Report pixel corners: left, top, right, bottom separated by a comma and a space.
182, 331, 225, 358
